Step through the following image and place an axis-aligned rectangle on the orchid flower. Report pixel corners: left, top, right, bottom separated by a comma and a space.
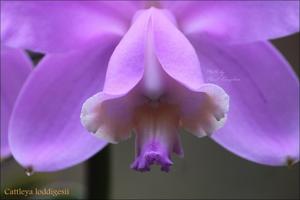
0, 1, 299, 173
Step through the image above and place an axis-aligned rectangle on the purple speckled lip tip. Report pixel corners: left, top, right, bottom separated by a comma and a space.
131, 151, 173, 173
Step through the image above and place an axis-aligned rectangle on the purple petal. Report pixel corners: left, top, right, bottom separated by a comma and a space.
152, 8, 204, 90
9, 36, 119, 172
104, 8, 205, 94
103, 9, 151, 95
1, 1, 140, 53
1, 47, 32, 159
166, 1, 299, 43
192, 37, 299, 165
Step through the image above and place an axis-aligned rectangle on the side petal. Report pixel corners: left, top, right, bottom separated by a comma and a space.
0, 1, 139, 53
192, 38, 299, 165
9, 36, 119, 172
166, 1, 299, 43
1, 47, 32, 159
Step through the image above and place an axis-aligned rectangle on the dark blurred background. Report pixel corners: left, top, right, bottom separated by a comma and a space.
1, 33, 299, 200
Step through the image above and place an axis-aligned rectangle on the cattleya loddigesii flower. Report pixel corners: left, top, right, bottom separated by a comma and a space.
1, 1, 299, 172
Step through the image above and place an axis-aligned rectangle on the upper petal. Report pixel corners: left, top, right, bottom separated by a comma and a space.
192, 37, 299, 165
165, 1, 299, 43
1, 47, 32, 159
103, 8, 206, 95
1, 1, 140, 53
151, 8, 204, 90
9, 36, 119, 172
103, 9, 151, 95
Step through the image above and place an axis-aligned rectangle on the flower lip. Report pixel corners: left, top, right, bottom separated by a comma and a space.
131, 103, 181, 172
80, 8, 230, 172
131, 150, 173, 172
81, 78, 229, 172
